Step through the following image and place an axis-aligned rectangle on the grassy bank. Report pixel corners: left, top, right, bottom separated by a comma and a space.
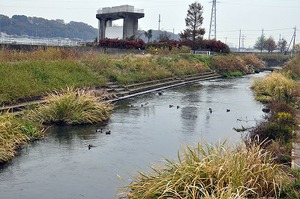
0, 48, 266, 105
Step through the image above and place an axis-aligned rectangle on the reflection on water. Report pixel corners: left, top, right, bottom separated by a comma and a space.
0, 73, 267, 199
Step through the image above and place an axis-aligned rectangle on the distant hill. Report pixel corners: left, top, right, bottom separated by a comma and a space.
0, 14, 180, 42
137, 29, 180, 42
0, 15, 98, 41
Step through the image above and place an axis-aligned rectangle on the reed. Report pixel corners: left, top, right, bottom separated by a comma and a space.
0, 112, 43, 164
124, 142, 289, 198
26, 87, 113, 125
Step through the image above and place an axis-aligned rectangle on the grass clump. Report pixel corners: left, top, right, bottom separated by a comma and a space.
251, 72, 296, 103
124, 142, 289, 198
0, 112, 43, 164
26, 88, 113, 125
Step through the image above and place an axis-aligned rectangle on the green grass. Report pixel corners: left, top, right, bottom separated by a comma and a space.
123, 142, 289, 198
26, 87, 113, 125
0, 60, 104, 104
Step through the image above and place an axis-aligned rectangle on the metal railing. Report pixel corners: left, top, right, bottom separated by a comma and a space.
97, 5, 144, 14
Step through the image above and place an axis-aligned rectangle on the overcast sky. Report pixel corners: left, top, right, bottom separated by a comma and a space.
1, 0, 299, 47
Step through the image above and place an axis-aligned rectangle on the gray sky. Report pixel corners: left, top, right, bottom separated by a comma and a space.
1, 0, 299, 47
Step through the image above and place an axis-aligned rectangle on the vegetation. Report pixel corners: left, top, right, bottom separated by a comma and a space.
282, 55, 300, 79
124, 142, 290, 198
26, 88, 113, 125
0, 14, 97, 41
0, 112, 43, 164
250, 54, 300, 167
179, 2, 205, 42
211, 54, 265, 76
251, 72, 296, 103
254, 34, 278, 53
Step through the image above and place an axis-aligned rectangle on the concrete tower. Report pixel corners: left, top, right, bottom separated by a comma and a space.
96, 5, 144, 40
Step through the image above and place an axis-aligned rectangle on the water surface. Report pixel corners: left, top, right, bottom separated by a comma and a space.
0, 73, 266, 199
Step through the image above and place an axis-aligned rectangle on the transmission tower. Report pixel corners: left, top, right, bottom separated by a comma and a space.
209, 0, 217, 40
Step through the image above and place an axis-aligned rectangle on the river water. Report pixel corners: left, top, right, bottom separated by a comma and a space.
0, 73, 267, 199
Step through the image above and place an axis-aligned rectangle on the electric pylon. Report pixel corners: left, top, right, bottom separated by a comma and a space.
209, 0, 217, 40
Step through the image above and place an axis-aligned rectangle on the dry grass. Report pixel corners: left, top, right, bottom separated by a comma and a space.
26, 87, 113, 125
0, 112, 43, 164
123, 142, 289, 198
251, 72, 297, 103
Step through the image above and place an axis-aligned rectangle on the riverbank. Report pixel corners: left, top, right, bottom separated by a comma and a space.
0, 48, 265, 106
0, 49, 267, 165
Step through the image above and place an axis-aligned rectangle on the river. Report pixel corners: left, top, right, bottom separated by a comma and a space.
0, 73, 267, 199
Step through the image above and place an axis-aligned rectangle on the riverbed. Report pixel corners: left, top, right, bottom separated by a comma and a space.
0, 73, 266, 199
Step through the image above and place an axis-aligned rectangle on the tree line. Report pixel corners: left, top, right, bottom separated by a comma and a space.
254, 34, 288, 53
0, 14, 97, 41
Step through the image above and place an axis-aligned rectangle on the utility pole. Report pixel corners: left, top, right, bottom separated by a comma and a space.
292, 26, 296, 53
238, 29, 241, 52
209, 0, 217, 40
173, 28, 174, 40
158, 14, 161, 31
241, 34, 246, 49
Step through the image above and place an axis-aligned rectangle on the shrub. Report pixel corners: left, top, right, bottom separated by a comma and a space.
211, 55, 251, 75
26, 88, 113, 125
282, 55, 300, 80
99, 38, 145, 49
241, 54, 265, 70
123, 142, 289, 198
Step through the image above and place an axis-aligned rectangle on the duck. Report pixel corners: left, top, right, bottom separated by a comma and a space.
177, 105, 180, 109
208, 108, 213, 113
96, 128, 103, 133
169, 105, 174, 108
226, 109, 230, 112
88, 144, 96, 150
106, 130, 111, 135
158, 91, 163, 96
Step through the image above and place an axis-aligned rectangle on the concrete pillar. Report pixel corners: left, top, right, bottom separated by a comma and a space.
106, 20, 112, 27
98, 18, 107, 40
123, 16, 138, 39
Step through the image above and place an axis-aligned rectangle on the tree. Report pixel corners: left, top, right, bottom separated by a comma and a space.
179, 2, 205, 42
254, 35, 266, 52
144, 29, 152, 42
278, 38, 287, 53
264, 36, 277, 53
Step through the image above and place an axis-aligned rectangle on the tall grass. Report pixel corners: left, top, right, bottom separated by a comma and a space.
26, 88, 113, 125
124, 142, 289, 198
0, 112, 43, 164
251, 72, 296, 103
82, 54, 209, 85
